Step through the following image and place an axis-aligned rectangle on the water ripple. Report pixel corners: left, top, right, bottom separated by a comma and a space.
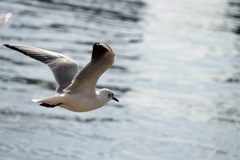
0, 108, 119, 123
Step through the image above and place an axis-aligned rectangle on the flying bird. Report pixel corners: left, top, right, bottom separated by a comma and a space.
4, 43, 119, 112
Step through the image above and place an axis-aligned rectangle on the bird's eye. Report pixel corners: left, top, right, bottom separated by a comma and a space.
111, 93, 113, 97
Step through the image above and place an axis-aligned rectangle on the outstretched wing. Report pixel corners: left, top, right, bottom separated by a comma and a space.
63, 42, 115, 96
4, 44, 79, 93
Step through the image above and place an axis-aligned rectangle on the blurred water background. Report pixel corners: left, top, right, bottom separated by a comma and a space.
0, 0, 240, 159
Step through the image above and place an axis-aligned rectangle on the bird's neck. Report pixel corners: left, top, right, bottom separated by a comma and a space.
96, 90, 109, 105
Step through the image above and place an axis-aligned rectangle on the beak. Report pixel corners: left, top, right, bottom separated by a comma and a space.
112, 96, 119, 102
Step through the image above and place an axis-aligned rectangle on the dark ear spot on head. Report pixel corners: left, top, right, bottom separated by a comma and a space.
108, 93, 111, 98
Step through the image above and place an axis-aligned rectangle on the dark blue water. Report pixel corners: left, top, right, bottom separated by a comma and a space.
0, 0, 240, 159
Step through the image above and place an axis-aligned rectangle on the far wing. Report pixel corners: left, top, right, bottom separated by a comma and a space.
4, 44, 79, 93
64, 43, 115, 96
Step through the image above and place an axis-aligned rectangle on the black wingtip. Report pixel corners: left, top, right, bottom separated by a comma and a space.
3, 44, 17, 50
3, 44, 9, 47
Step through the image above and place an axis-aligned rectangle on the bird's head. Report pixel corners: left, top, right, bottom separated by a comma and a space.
98, 88, 119, 103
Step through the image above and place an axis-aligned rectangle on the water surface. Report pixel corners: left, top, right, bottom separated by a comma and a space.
0, 0, 240, 159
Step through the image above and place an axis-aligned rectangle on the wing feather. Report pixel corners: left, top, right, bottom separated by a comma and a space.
4, 44, 79, 93
64, 43, 115, 96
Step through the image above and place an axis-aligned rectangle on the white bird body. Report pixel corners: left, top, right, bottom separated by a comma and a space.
4, 43, 119, 112
33, 89, 110, 112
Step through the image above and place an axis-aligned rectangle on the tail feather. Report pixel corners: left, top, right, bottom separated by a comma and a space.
32, 95, 63, 105
32, 99, 41, 103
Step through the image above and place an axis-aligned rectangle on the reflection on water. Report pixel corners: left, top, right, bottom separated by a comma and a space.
0, 0, 240, 159
226, 0, 240, 84
0, 108, 118, 123
228, 0, 240, 34
0, 12, 12, 24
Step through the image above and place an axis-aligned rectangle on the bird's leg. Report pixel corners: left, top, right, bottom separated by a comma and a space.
39, 103, 62, 108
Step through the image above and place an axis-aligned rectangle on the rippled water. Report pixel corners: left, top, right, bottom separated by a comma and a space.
0, 0, 240, 159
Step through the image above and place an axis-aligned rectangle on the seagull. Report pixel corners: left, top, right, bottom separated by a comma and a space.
3, 43, 119, 112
